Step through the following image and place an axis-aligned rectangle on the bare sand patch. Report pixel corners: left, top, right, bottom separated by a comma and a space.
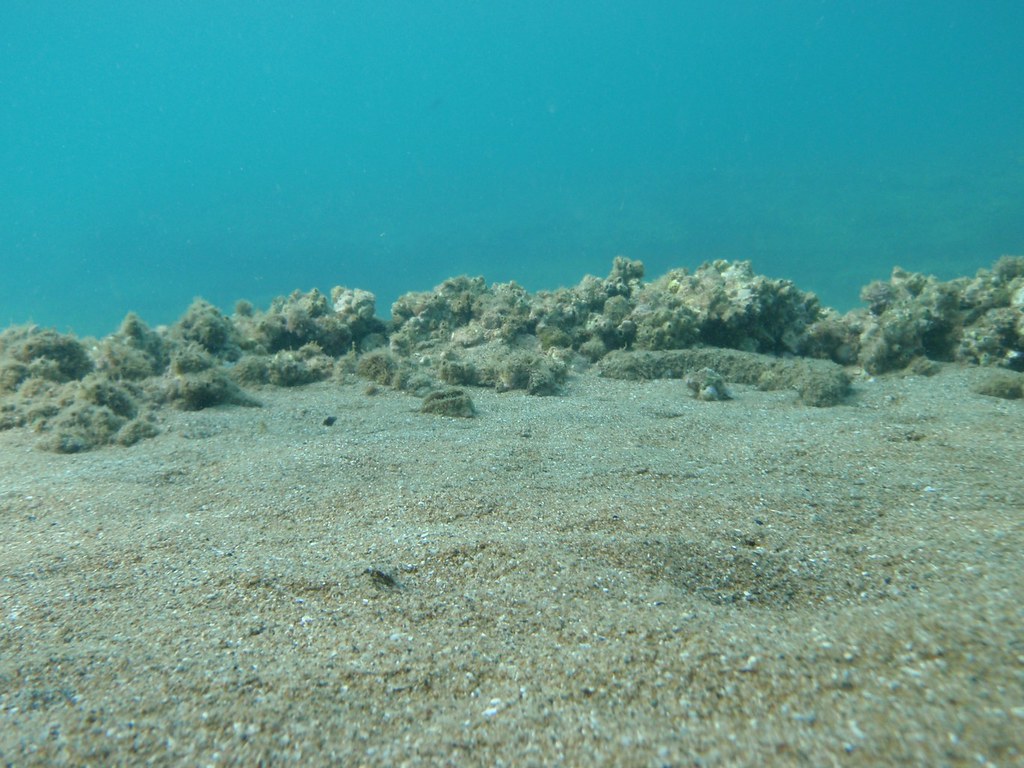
1, 366, 1021, 766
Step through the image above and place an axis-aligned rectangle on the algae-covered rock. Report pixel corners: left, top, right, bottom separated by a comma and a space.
438, 342, 566, 395
115, 415, 160, 446
685, 368, 731, 401
352, 348, 436, 397
960, 256, 1024, 321
854, 267, 962, 374
598, 348, 770, 384
36, 402, 127, 453
537, 326, 573, 351
161, 370, 260, 411
0, 327, 161, 451
958, 307, 1020, 368
596, 349, 676, 381
657, 260, 822, 355
230, 355, 271, 386
331, 286, 386, 345
905, 356, 942, 377
389, 277, 535, 353
78, 374, 139, 419
356, 349, 400, 386
0, 360, 27, 395
266, 346, 335, 387
94, 313, 167, 380
352, 348, 433, 394
0, 326, 94, 384
529, 257, 646, 360
530, 258, 822, 361
170, 299, 242, 359
16, 254, 1024, 452
21, 374, 159, 453
492, 350, 566, 395
255, 289, 350, 355
230, 287, 384, 358
436, 350, 479, 389
420, 388, 476, 418
390, 367, 436, 397
779, 361, 852, 407
170, 342, 216, 375
627, 287, 700, 352
477, 281, 535, 342
604, 254, 646, 296
797, 310, 860, 365
232, 288, 358, 356
852, 258, 1024, 373
390, 276, 487, 354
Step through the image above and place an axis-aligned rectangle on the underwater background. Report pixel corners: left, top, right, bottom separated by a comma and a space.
3, 1, 1023, 337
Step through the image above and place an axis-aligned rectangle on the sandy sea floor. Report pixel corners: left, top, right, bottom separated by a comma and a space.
1, 365, 1022, 766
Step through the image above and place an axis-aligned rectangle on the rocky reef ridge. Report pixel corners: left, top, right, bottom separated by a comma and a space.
2, 256, 1021, 451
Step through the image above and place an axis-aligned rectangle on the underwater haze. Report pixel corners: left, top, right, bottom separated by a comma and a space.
3, 1, 1024, 337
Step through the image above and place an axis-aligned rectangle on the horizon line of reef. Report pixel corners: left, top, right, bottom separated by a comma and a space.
2, 255, 1022, 453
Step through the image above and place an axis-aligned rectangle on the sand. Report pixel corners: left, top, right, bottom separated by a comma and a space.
1, 365, 1022, 766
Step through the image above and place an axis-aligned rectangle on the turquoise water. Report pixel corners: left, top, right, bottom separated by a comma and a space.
3, 1, 1023, 337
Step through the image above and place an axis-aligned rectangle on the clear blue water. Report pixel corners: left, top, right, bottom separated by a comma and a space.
3, 1, 1023, 337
